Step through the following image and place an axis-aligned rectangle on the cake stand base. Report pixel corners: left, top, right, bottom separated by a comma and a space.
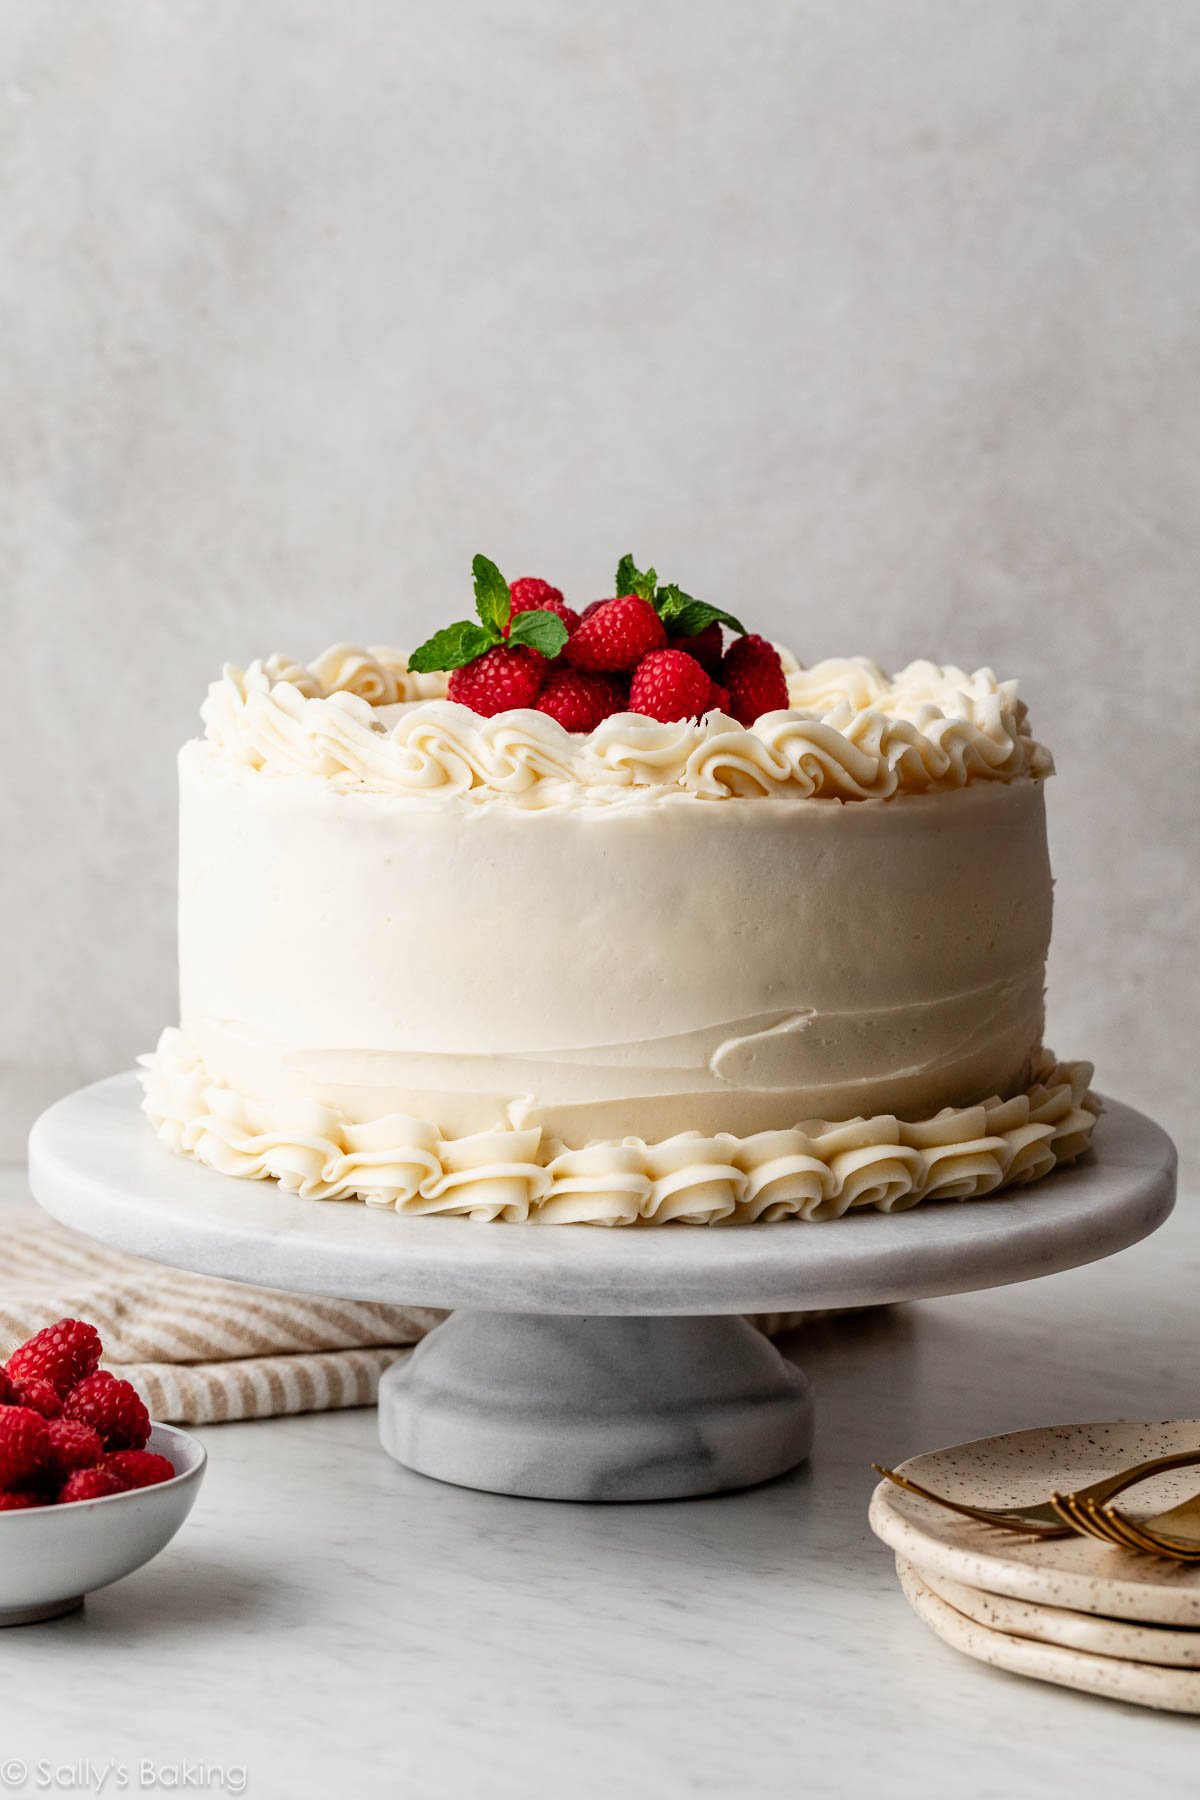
378, 1313, 814, 1501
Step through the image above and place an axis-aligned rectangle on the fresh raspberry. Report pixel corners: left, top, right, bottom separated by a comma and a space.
105, 1449, 175, 1490
0, 1490, 40, 1512
509, 576, 565, 611
0, 1370, 12, 1406
63, 1371, 150, 1451
579, 599, 607, 621
9, 1377, 62, 1419
44, 1417, 104, 1476
599, 673, 631, 716
720, 633, 789, 725
504, 579, 579, 637
7, 1318, 102, 1397
706, 680, 732, 715
535, 668, 624, 733
446, 645, 546, 717
566, 597, 667, 672
668, 620, 725, 673
58, 1466, 130, 1504
628, 650, 713, 723
0, 1406, 51, 1486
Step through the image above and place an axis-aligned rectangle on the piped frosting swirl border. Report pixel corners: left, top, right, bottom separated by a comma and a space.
199, 644, 1053, 806
140, 1030, 1097, 1227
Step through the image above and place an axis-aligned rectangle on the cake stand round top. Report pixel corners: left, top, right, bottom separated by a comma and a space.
28, 1074, 1175, 1317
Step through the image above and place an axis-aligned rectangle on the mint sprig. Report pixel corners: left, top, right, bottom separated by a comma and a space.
507, 609, 569, 657
615, 554, 659, 602
407, 554, 569, 673
408, 621, 496, 673
614, 556, 746, 638
656, 585, 746, 637
472, 554, 511, 636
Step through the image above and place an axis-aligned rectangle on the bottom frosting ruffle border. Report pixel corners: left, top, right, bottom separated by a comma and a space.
138, 1030, 1098, 1226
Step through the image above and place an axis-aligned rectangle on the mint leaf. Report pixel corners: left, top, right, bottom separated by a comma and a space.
617, 558, 742, 633
656, 586, 746, 636
408, 621, 495, 673
615, 554, 657, 602
615, 553, 640, 598
654, 582, 689, 625
507, 609, 570, 659
473, 554, 512, 635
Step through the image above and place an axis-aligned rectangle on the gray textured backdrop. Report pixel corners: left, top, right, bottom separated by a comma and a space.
3, 2, 1198, 1175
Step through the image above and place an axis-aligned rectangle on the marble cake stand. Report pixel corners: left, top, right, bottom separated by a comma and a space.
28, 1075, 1176, 1503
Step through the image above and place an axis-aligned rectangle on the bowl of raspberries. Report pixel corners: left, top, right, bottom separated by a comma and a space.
0, 1317, 206, 1624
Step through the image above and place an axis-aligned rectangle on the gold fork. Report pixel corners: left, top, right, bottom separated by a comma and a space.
872, 1448, 1200, 1538
1051, 1489, 1200, 1561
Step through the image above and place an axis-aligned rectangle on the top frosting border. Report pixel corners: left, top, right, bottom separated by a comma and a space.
198, 643, 1053, 807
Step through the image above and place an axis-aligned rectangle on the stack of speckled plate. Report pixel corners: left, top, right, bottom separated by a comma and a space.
870, 1420, 1200, 1713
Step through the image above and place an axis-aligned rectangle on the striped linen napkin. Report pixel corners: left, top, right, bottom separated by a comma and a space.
0, 1211, 445, 1424
0, 1210, 811, 1425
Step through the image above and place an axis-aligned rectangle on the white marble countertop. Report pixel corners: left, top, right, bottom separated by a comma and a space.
0, 1164, 1196, 1799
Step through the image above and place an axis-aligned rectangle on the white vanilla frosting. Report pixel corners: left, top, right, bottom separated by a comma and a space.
141, 1031, 1096, 1224
140, 638, 1086, 1222
199, 645, 1052, 807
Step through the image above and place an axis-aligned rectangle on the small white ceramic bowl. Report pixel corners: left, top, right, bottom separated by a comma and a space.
0, 1422, 206, 1624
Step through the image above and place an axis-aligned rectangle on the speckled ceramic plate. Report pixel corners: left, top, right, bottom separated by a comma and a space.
869, 1420, 1200, 1626
898, 1561, 1200, 1714
913, 1562, 1200, 1667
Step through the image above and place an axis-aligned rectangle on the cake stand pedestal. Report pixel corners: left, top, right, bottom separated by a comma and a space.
29, 1076, 1175, 1503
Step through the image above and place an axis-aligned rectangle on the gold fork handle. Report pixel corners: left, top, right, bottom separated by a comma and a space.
871, 1466, 1072, 1536
1083, 1448, 1200, 1508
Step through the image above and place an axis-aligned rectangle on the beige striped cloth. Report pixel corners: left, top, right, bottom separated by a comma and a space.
0, 1211, 812, 1425
0, 1212, 446, 1424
